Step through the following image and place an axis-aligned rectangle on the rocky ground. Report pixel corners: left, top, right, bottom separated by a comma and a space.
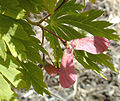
17, 0, 120, 101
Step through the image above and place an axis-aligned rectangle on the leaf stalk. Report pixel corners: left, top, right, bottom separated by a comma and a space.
39, 25, 66, 43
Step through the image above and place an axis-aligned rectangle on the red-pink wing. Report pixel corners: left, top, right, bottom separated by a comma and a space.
60, 51, 77, 88
70, 37, 109, 54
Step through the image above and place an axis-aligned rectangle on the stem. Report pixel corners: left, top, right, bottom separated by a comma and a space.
26, 18, 66, 44
41, 28, 45, 61
39, 14, 51, 24
40, 25, 66, 43
47, 54, 55, 65
54, 0, 67, 12
39, 0, 68, 24
26, 19, 66, 44
41, 28, 44, 46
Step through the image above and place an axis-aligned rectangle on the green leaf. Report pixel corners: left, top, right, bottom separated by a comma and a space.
75, 53, 91, 69
21, 36, 44, 64
74, 51, 107, 79
43, 0, 57, 13
0, 0, 25, 19
23, 62, 50, 95
17, 0, 38, 13
17, 0, 57, 13
19, 68, 31, 91
90, 0, 96, 3
45, 27, 63, 63
56, 24, 85, 40
0, 15, 30, 40
83, 52, 118, 73
96, 54, 118, 73
3, 35, 27, 62
93, 70, 107, 80
0, 54, 26, 88
32, 81, 50, 96
0, 14, 41, 62
0, 39, 7, 60
75, 51, 100, 70
39, 44, 49, 55
9, 97, 19, 101
58, 12, 119, 40
26, 46, 43, 64
16, 20, 35, 36
74, 50, 118, 78
52, 0, 84, 19
51, 5, 120, 40
0, 74, 15, 100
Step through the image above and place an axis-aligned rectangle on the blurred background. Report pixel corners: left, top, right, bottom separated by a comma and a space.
17, 0, 120, 101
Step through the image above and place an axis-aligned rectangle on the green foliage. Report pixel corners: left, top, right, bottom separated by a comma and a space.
90, 0, 96, 3
0, 0, 119, 100
74, 51, 118, 79
45, 26, 63, 62
52, 8, 119, 40
0, 0, 25, 19
17, 0, 57, 13
0, 74, 15, 100
0, 54, 24, 100
0, 39, 7, 60
21, 62, 50, 95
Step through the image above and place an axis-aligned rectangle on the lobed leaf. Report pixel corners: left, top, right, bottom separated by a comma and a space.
51, 4, 120, 40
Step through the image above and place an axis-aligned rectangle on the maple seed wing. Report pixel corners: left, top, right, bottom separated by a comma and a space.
70, 37, 109, 54
60, 51, 77, 88
44, 64, 59, 76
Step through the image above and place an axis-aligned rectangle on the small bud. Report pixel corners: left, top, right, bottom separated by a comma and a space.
44, 64, 59, 76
